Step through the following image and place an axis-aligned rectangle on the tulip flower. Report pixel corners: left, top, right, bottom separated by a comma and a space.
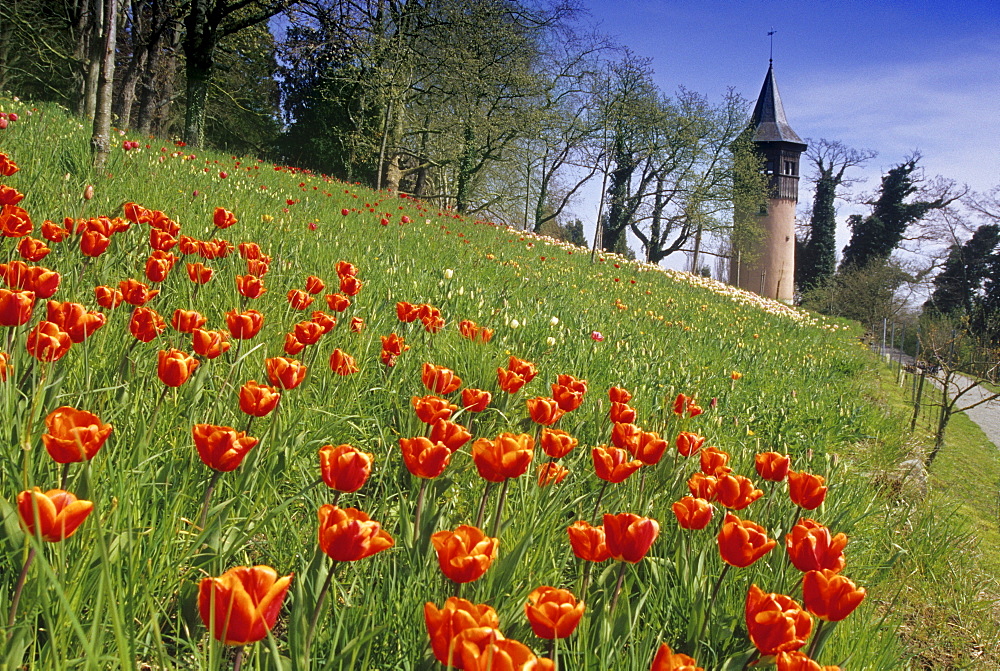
26, 321, 72, 361
238, 242, 261, 259
41, 406, 113, 463
672, 496, 714, 531
149, 229, 177, 251
339, 275, 362, 296
192, 424, 258, 472
317, 505, 394, 561
674, 393, 703, 418
310, 310, 336, 333
294, 320, 325, 345
556, 373, 587, 394
507, 356, 538, 383
246, 258, 269, 276
527, 397, 565, 425
412, 395, 457, 423
17, 488, 93, 542
265, 357, 307, 389
319, 444, 373, 493
745, 584, 812, 655
786, 519, 847, 573
650, 644, 704, 671
634, 431, 668, 466
525, 586, 585, 639
567, 520, 611, 562
144, 253, 175, 283
212, 207, 237, 229
42, 219, 71, 242
472, 433, 533, 482
462, 388, 492, 413
119, 279, 159, 306
23, 266, 60, 299
18, 237, 50, 262
675, 431, 705, 457
429, 419, 472, 453
756, 451, 791, 481
775, 651, 841, 671
687, 473, 718, 501
171, 309, 207, 334
422, 362, 461, 395
329, 348, 359, 375
431, 525, 498, 583
326, 293, 351, 312
604, 513, 659, 563
788, 471, 828, 510
592, 445, 642, 484
0, 351, 10, 381
80, 230, 110, 257
399, 437, 452, 479
610, 422, 641, 451
283, 334, 303, 355
551, 383, 584, 412
128, 307, 166, 343
349, 316, 365, 333
718, 513, 776, 568
537, 461, 569, 487
460, 638, 554, 671
186, 262, 213, 284
0, 288, 35, 326
236, 274, 266, 299
198, 565, 292, 645
336, 260, 358, 277
609, 402, 636, 424
95, 285, 123, 309
424, 597, 500, 668
497, 367, 527, 393
226, 309, 264, 339
287, 289, 314, 310
699, 446, 732, 476
801, 569, 866, 621
714, 474, 764, 510
238, 380, 281, 417
540, 428, 576, 459
192, 329, 230, 359
304, 275, 325, 294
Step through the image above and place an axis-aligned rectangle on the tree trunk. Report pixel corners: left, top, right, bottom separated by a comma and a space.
91, 0, 118, 167
135, 5, 175, 136
455, 125, 477, 214
70, 0, 93, 115
83, 0, 104, 118
182, 0, 216, 147
113, 0, 148, 129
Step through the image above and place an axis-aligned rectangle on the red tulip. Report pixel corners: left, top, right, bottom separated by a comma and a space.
0, 288, 35, 326
192, 424, 258, 472
399, 436, 452, 479
592, 445, 642, 484
755, 451, 791, 481
198, 565, 292, 645
608, 386, 632, 404
462, 388, 491, 412
265, 357, 306, 389
424, 597, 499, 668
714, 474, 764, 510
429, 419, 472, 453
471, 433, 533, 482
745, 584, 812, 655
226, 309, 264, 339
95, 285, 123, 309
526, 397, 565, 425
41, 406, 113, 463
128, 306, 166, 342
236, 274, 266, 299
567, 520, 611, 562
650, 644, 704, 671
675, 431, 705, 457
304, 275, 325, 294
537, 461, 569, 487
171, 309, 207, 334
672, 496, 714, 530
525, 586, 585, 639
326, 293, 351, 312
319, 444, 373, 493
119, 279, 158, 306
423, 362, 462, 394
801, 569, 866, 622
785, 519, 847, 573
238, 380, 281, 417
699, 446, 732, 476
17, 488, 93, 542
317, 505, 394, 561
412, 395, 457, 423
540, 428, 576, 459
788, 471, 827, 510
329, 348, 359, 375
287, 289, 314, 310
634, 430, 667, 466
26, 321, 72, 361
431, 525, 498, 583
213, 207, 237, 229
186, 262, 214, 284
718, 513, 776, 568
603, 513, 659, 563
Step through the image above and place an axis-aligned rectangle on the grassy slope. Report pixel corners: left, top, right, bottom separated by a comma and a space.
0, 96, 995, 669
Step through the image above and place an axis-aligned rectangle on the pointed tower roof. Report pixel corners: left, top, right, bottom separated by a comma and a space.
751, 63, 806, 148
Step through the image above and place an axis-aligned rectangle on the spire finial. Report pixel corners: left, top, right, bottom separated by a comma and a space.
768, 28, 776, 64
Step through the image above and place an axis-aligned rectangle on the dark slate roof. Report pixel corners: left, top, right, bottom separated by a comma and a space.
751, 63, 806, 148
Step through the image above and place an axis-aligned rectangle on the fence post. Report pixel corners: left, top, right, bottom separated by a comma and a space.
911, 371, 926, 432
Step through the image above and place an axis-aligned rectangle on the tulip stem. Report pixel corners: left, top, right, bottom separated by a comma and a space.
549, 639, 556, 669
306, 564, 337, 655
591, 481, 609, 523
6, 546, 35, 632
197, 470, 223, 530
490, 479, 510, 538
578, 561, 593, 601
231, 646, 244, 671
609, 561, 628, 613
474, 482, 493, 529
413, 478, 428, 545
59, 463, 70, 489
696, 563, 731, 648
806, 619, 825, 659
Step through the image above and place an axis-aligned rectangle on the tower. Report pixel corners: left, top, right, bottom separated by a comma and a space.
730, 62, 806, 303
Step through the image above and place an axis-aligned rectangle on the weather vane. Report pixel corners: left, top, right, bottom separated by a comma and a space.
768, 28, 776, 63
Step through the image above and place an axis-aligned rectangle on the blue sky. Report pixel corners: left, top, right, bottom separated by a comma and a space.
570, 0, 1000, 264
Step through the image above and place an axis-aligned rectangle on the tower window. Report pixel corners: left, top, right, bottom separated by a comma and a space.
784, 161, 797, 176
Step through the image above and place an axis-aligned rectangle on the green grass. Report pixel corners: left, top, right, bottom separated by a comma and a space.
0, 95, 991, 669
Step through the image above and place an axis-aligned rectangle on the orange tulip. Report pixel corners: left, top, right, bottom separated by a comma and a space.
18, 236, 50, 262
310, 310, 336, 333
319, 444, 373, 493
42, 219, 72, 242
788, 471, 827, 510
540, 428, 576, 459
192, 329, 230, 359
526, 397, 565, 425
26, 321, 72, 361
556, 373, 587, 394
592, 445, 642, 484
399, 436, 452, 479
458, 319, 493, 343
265, 356, 307, 389
567, 520, 611, 562
0, 204, 32, 238
349, 316, 365, 333
801, 569, 866, 621
293, 320, 325, 345
17, 488, 93, 542
745, 584, 812, 655
0, 288, 34, 326
119, 278, 158, 306
472, 433, 534, 482
236, 274, 266, 299
0, 351, 10, 381
508, 356, 538, 383
650, 643, 704, 671
609, 402, 636, 424
212, 207, 237, 229
246, 258, 269, 276
525, 586, 584, 640
287, 289, 314, 310
412, 395, 457, 423
396, 301, 419, 322
675, 431, 705, 457
718, 513, 776, 568
186, 262, 214, 284
604, 513, 659, 563
149, 228, 177, 251
610, 422, 641, 451
423, 362, 462, 394
0, 153, 18, 176
380, 333, 409, 356
226, 309, 264, 339
43, 300, 99, 342
785, 519, 847, 573
459, 638, 554, 671
714, 474, 764, 510
429, 419, 472, 453
755, 451, 791, 481
431, 525, 498, 583
284, 334, 305, 356
129, 306, 166, 342
462, 388, 492, 412
329, 348, 359, 375
144, 252, 175, 283
424, 597, 499, 668
326, 293, 351, 312
699, 446, 732, 476
41, 406, 113, 463
95, 285, 123, 309
317, 505, 394, 561
423, 315, 445, 335
497, 367, 527, 394
192, 424, 258, 472
537, 461, 569, 487
171, 309, 207, 334
550, 384, 584, 412
672, 496, 714, 531
634, 430, 668, 466
198, 565, 292, 645
339, 275, 362, 296
687, 473, 718, 501
80, 229, 110, 257
336, 260, 358, 277
673, 393, 702, 417
608, 386, 632, 404
238, 380, 281, 417
304, 275, 325, 294
775, 651, 841, 671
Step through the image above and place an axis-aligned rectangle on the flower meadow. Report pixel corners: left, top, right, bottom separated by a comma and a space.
0, 96, 954, 670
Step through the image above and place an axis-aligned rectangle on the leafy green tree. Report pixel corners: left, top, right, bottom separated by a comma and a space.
924, 223, 1000, 318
